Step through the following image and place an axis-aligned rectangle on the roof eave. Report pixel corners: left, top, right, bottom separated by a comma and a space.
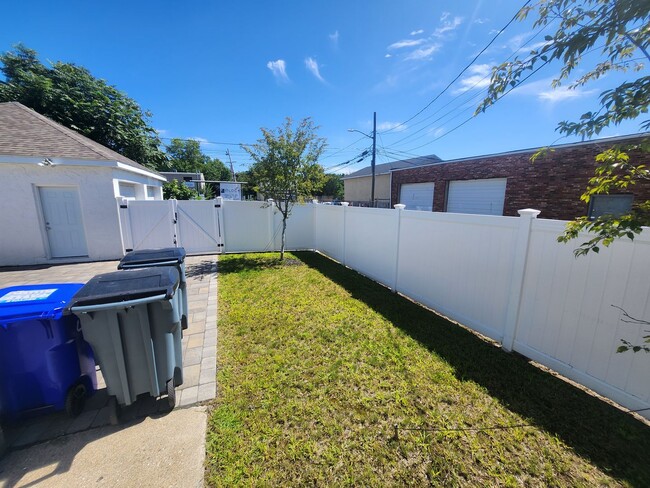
0, 155, 166, 181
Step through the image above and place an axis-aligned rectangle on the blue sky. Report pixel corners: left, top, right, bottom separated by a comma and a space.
1, 0, 647, 174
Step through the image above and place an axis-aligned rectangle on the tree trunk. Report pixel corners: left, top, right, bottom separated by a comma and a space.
280, 216, 287, 260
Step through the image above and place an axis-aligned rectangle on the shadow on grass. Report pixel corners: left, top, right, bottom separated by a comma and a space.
217, 255, 302, 275
294, 251, 650, 486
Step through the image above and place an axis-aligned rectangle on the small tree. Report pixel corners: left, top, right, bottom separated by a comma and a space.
163, 179, 198, 200
477, 0, 650, 256
243, 117, 326, 260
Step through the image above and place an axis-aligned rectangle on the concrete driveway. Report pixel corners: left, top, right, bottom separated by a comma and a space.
0, 256, 218, 487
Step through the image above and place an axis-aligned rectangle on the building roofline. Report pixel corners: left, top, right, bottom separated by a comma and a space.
1, 102, 164, 178
390, 132, 650, 174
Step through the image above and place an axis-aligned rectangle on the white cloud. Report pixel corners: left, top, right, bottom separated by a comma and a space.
267, 59, 289, 83
473, 18, 489, 24
188, 136, 217, 148
388, 39, 425, 50
434, 14, 463, 38
537, 86, 599, 103
385, 54, 392, 58
454, 64, 493, 93
155, 128, 168, 136
405, 44, 441, 61
506, 32, 551, 53
377, 121, 408, 132
410, 29, 424, 36
512, 78, 599, 103
329, 30, 339, 46
305, 57, 325, 83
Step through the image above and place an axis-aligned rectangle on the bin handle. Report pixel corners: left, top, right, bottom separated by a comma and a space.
120, 260, 179, 268
70, 293, 168, 313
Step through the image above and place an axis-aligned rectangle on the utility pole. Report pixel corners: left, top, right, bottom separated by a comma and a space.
226, 149, 237, 182
371, 111, 376, 207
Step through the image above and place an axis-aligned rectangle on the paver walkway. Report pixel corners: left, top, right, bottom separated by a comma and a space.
0, 256, 218, 453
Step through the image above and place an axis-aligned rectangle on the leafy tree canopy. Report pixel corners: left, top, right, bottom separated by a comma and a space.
162, 138, 232, 196
478, 0, 650, 256
162, 179, 198, 200
0, 44, 166, 168
243, 117, 326, 259
317, 173, 345, 200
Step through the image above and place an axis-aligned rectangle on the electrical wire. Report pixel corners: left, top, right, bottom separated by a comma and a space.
380, 0, 533, 135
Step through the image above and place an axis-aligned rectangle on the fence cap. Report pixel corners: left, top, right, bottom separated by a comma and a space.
518, 208, 541, 218
394, 204, 406, 210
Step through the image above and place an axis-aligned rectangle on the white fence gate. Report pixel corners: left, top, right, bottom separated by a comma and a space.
117, 198, 224, 254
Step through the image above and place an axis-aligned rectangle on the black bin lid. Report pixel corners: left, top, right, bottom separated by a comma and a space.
118, 247, 186, 268
67, 267, 180, 308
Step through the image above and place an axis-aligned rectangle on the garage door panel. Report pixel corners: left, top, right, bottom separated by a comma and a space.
400, 183, 434, 211
447, 178, 506, 216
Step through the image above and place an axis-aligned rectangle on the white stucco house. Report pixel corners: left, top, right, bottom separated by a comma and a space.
0, 102, 166, 266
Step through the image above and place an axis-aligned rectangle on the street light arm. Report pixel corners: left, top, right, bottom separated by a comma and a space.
347, 128, 373, 139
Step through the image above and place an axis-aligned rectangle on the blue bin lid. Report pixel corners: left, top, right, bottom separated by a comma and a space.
0, 283, 84, 325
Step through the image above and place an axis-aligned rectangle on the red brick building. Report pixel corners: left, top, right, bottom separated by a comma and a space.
391, 133, 650, 220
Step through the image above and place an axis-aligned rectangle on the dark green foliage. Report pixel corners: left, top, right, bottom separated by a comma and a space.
0, 44, 166, 168
162, 179, 198, 200
318, 173, 344, 200
162, 138, 231, 197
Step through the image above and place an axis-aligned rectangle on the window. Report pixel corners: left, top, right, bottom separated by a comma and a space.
588, 194, 633, 220
118, 182, 137, 200
146, 186, 157, 199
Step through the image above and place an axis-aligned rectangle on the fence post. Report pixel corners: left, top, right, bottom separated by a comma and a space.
392, 204, 406, 292
341, 202, 349, 266
502, 208, 541, 352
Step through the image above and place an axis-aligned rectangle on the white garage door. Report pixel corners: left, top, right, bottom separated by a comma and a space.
447, 178, 507, 215
399, 182, 434, 211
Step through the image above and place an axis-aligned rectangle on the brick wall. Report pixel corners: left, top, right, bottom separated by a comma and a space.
391, 136, 650, 220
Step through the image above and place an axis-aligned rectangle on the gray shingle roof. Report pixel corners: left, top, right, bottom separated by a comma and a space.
342, 154, 442, 179
0, 101, 161, 176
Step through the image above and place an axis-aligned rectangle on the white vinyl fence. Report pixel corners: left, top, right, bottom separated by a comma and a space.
118, 198, 650, 419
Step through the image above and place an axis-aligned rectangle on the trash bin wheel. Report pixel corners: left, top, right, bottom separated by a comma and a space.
108, 396, 121, 425
65, 383, 87, 417
166, 378, 176, 409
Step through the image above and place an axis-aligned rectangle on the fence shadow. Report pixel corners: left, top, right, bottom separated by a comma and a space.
295, 251, 650, 486
216, 254, 302, 275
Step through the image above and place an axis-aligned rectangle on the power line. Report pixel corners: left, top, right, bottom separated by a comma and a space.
380, 0, 532, 135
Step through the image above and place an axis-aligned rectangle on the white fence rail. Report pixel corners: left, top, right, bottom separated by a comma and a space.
117, 198, 650, 419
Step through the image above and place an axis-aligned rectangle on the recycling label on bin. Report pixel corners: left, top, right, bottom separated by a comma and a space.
0, 289, 57, 303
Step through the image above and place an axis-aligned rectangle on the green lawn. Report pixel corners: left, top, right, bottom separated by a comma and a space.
206, 252, 650, 487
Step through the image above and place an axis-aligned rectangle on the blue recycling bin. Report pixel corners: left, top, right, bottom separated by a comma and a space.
0, 284, 97, 422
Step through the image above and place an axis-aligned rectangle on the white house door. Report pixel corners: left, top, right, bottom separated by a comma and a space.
39, 187, 88, 258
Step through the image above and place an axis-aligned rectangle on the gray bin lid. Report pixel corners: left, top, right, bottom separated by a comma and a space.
67, 267, 180, 308
118, 248, 186, 269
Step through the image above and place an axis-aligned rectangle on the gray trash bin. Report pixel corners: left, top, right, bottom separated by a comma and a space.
68, 267, 183, 423
118, 248, 188, 331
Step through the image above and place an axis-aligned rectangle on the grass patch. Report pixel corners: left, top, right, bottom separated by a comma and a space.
206, 252, 650, 486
